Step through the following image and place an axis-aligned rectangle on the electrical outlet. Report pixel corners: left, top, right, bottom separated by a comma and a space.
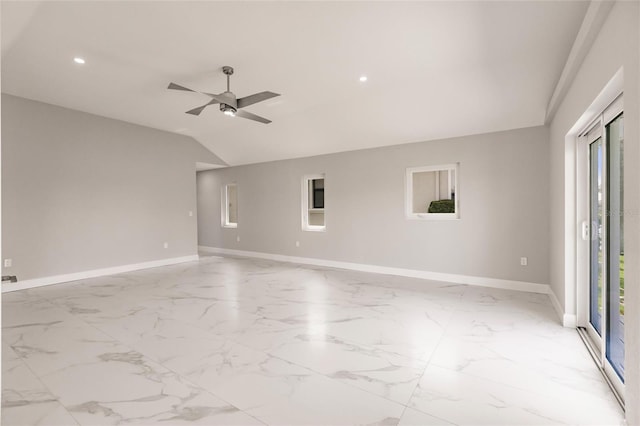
163, 242, 169, 249
4, 259, 12, 268
520, 257, 528, 266
236, 236, 240, 242
295, 241, 300, 247
189, 211, 193, 217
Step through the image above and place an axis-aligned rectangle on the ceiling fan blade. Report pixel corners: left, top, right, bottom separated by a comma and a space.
168, 82, 197, 92
185, 99, 219, 116
237, 91, 280, 109
235, 109, 272, 124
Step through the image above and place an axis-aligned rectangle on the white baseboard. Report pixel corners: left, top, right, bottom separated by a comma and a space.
562, 314, 577, 328
199, 246, 550, 294
548, 289, 577, 327
548, 289, 564, 322
2, 255, 200, 293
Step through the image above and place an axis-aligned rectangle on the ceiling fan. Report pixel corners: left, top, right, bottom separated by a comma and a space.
168, 66, 280, 124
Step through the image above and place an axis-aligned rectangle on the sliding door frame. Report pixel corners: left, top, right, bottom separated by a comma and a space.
576, 93, 625, 403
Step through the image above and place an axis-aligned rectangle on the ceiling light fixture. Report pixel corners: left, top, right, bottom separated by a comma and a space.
73, 57, 86, 64
359, 76, 368, 82
221, 104, 236, 117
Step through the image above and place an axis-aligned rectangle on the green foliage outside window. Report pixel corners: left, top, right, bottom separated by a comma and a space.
428, 199, 455, 213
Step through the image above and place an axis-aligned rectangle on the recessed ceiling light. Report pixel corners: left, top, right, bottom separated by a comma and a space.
359, 76, 368, 82
73, 57, 86, 65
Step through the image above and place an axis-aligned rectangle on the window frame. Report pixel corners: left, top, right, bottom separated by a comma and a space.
405, 163, 459, 220
221, 183, 238, 228
302, 174, 326, 232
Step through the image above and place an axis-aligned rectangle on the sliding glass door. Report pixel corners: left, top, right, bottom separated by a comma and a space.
584, 96, 624, 399
588, 136, 604, 339
605, 113, 624, 381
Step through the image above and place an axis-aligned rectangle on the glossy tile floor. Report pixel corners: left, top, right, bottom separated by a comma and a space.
2, 254, 624, 425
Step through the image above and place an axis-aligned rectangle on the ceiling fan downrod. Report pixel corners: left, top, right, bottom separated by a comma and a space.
222, 66, 234, 93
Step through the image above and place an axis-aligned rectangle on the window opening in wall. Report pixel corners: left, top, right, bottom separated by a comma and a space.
406, 164, 458, 219
302, 175, 325, 231
222, 183, 238, 228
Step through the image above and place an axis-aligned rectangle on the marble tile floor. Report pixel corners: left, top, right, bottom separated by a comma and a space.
1, 254, 624, 425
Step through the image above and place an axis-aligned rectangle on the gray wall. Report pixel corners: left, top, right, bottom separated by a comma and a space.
198, 125, 550, 285
549, 1, 639, 423
1, 94, 223, 281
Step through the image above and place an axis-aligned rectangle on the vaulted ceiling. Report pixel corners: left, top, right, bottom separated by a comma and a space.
1, 1, 588, 166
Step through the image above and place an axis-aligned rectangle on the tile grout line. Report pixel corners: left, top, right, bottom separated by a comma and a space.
395, 295, 462, 426
402, 286, 622, 423
46, 283, 423, 424
5, 255, 615, 426
14, 257, 465, 425
2, 293, 84, 425
39, 296, 270, 426
2, 347, 82, 426
176, 268, 468, 418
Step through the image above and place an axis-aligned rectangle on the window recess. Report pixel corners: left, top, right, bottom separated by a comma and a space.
406, 164, 459, 220
222, 183, 238, 228
302, 174, 325, 231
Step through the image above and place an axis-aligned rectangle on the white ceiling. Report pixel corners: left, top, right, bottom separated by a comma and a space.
1, 1, 588, 166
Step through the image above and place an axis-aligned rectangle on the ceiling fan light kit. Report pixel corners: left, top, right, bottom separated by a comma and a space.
221, 104, 236, 116
168, 66, 279, 124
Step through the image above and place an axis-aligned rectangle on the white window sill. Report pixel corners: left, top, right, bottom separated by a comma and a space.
302, 226, 326, 232
222, 223, 238, 228
408, 213, 459, 220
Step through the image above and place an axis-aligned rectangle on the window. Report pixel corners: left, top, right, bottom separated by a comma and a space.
406, 164, 459, 219
312, 179, 324, 209
222, 183, 238, 228
302, 174, 325, 231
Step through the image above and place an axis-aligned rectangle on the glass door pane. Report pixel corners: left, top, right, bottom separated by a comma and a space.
606, 113, 624, 381
589, 138, 604, 336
